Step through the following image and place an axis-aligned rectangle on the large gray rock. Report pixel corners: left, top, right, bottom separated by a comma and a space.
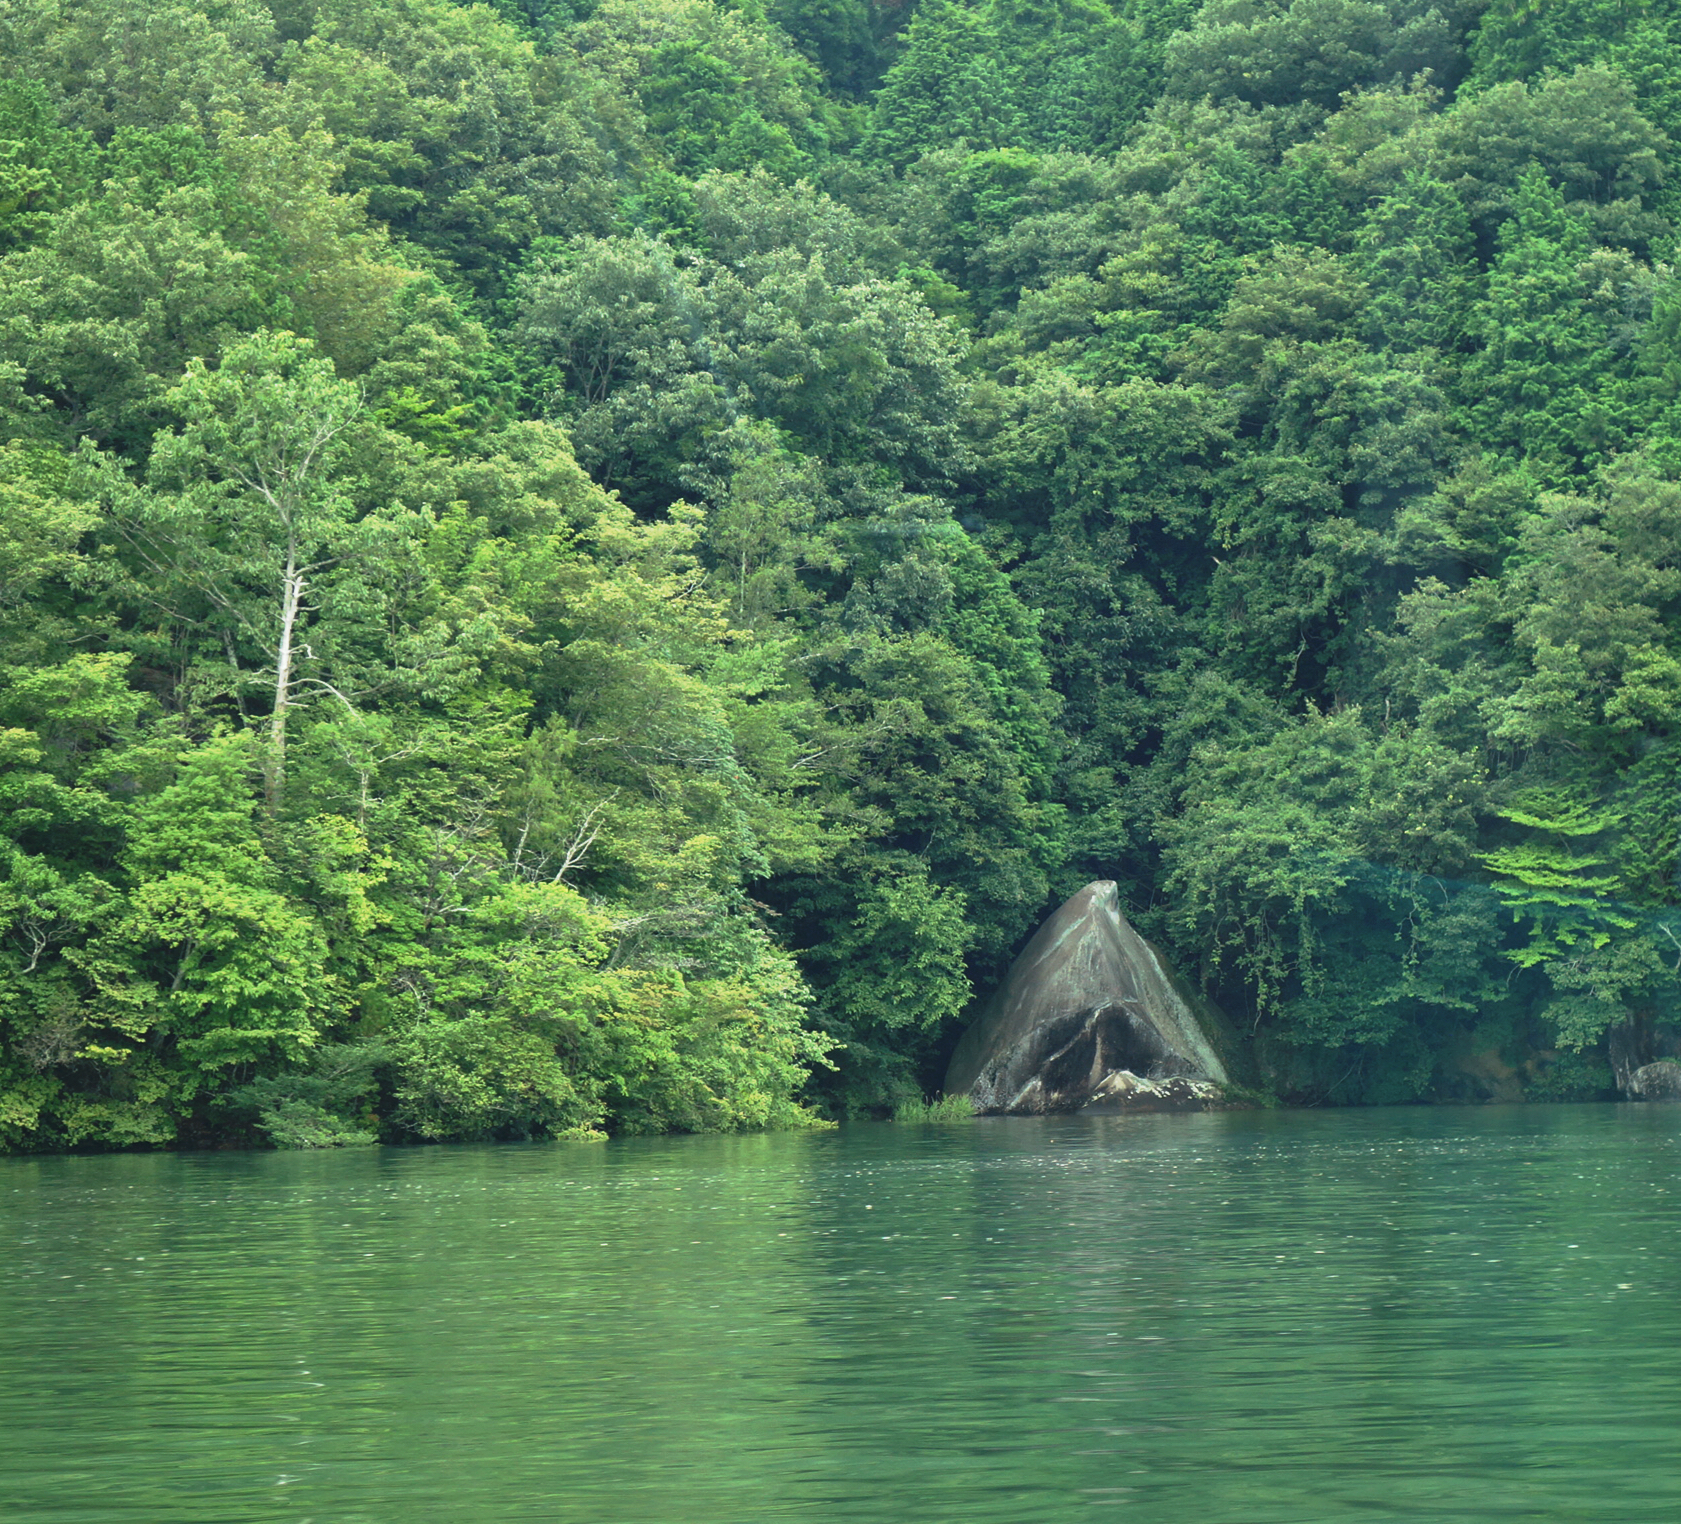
1607, 1020, 1681, 1097
1631, 1061, 1681, 1101
945, 881, 1238, 1114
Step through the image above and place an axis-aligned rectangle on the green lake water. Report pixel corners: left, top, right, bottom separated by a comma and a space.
4, 1104, 1680, 1523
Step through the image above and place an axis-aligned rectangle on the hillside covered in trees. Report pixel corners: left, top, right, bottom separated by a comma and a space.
4, 0, 1681, 1149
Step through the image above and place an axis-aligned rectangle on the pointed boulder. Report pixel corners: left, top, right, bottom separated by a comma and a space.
945, 881, 1241, 1114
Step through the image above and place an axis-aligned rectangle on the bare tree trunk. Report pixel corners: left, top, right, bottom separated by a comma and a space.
266, 542, 303, 814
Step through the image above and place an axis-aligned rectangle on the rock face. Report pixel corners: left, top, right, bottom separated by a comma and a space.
1630, 1060, 1681, 1101
1607, 1018, 1681, 1098
945, 881, 1238, 1114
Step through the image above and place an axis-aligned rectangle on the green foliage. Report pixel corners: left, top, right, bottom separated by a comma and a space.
277, 0, 620, 288
226, 1043, 384, 1147
816, 869, 974, 1034
1164, 0, 1472, 110
11, 0, 1681, 1147
0, 81, 93, 251
1467, 0, 1681, 184
1356, 170, 1479, 355
863, 0, 1143, 165
892, 1091, 976, 1121
1459, 167, 1623, 480
1525, 1045, 1615, 1101
1473, 794, 1649, 1049
572, 0, 836, 192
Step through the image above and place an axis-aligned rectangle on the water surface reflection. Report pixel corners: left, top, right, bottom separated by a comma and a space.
4, 1105, 1679, 1522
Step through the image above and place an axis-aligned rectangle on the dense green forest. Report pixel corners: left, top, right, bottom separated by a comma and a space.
5, 0, 1681, 1150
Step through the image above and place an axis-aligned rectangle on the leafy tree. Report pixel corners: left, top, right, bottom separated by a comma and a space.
863, 0, 1158, 165
1433, 65, 1667, 248
1460, 167, 1626, 481
111, 330, 451, 811
1356, 168, 1479, 356
12, 0, 1681, 1143
767, 0, 882, 95
571, 0, 833, 186
1164, 0, 1470, 110
1475, 792, 1633, 969
0, 81, 93, 252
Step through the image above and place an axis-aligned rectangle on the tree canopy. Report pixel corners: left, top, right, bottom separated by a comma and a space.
6, 0, 1681, 1148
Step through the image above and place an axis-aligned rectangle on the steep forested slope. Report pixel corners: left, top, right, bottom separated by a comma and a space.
3, 0, 1680, 1149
